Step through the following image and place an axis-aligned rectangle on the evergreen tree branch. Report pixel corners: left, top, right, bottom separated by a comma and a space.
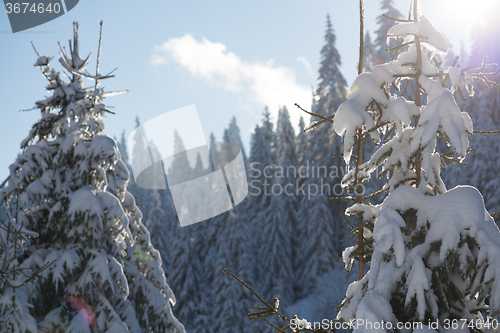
0, 176, 10, 190
473, 130, 500, 135
95, 20, 104, 90
261, 318, 287, 333
363, 187, 389, 200
3, 260, 56, 289
303, 116, 334, 133
356, 0, 366, 280
386, 40, 415, 52
362, 121, 390, 141
413, 0, 422, 189
222, 269, 330, 332
327, 196, 357, 202
400, 79, 410, 96
358, 0, 365, 75
222, 268, 289, 322
340, 211, 356, 231
382, 14, 413, 23
294, 103, 332, 123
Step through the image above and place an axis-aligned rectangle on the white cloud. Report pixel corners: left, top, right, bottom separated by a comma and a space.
297, 56, 314, 77
151, 34, 311, 129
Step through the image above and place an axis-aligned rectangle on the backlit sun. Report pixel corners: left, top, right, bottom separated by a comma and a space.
438, 0, 498, 29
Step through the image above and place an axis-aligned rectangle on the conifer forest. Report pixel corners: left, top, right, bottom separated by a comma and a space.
1, 0, 500, 332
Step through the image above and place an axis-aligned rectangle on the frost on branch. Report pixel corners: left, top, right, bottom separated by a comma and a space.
387, 16, 449, 54
0, 23, 185, 332
333, 2, 500, 332
338, 186, 500, 330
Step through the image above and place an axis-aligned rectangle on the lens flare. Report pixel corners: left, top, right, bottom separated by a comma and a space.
349, 85, 359, 97
66, 295, 96, 327
432, 0, 498, 32
134, 244, 151, 262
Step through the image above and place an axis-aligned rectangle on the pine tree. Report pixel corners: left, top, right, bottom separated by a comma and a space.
128, 116, 148, 210
117, 130, 130, 167
290, 14, 351, 301
258, 193, 293, 307
315, 15, 347, 120
226, 116, 248, 165
0, 23, 185, 332
212, 210, 255, 333
362, 31, 376, 72
296, 194, 336, 298
296, 116, 308, 168
276, 107, 300, 300
245, 112, 281, 332
145, 189, 172, 273
331, 2, 500, 330
165, 129, 204, 331
0, 210, 39, 332
169, 224, 202, 333
441, 13, 500, 217
248, 108, 276, 219
374, 0, 404, 65
309, 14, 346, 183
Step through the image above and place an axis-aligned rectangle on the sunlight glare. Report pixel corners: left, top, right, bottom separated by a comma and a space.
440, 0, 497, 28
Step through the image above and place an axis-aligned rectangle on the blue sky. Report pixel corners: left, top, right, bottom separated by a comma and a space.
0, 0, 493, 182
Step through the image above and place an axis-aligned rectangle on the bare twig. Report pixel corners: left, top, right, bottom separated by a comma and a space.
294, 103, 332, 123
382, 14, 413, 23
0, 176, 10, 190
303, 116, 334, 133
358, 0, 364, 75
413, 0, 422, 189
363, 187, 389, 200
386, 40, 415, 52
473, 130, 500, 135
356, 0, 366, 279
400, 79, 410, 96
95, 20, 104, 91
222, 269, 289, 323
327, 196, 357, 202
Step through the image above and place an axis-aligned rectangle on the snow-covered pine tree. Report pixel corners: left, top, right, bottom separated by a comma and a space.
296, 116, 308, 169
247, 107, 277, 221
169, 223, 202, 333
275, 106, 300, 298
165, 130, 205, 332
144, 189, 171, 273
257, 191, 294, 308
296, 193, 336, 299
314, 14, 347, 122
374, 0, 419, 104
0, 206, 39, 332
289, 14, 350, 302
308, 13, 347, 199
362, 31, 376, 72
226, 117, 248, 165
374, 0, 404, 65
441, 12, 500, 217
238, 112, 281, 332
332, 1, 500, 331
0, 23, 185, 332
116, 123, 178, 275
127, 117, 148, 210
212, 209, 254, 333
117, 130, 130, 167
